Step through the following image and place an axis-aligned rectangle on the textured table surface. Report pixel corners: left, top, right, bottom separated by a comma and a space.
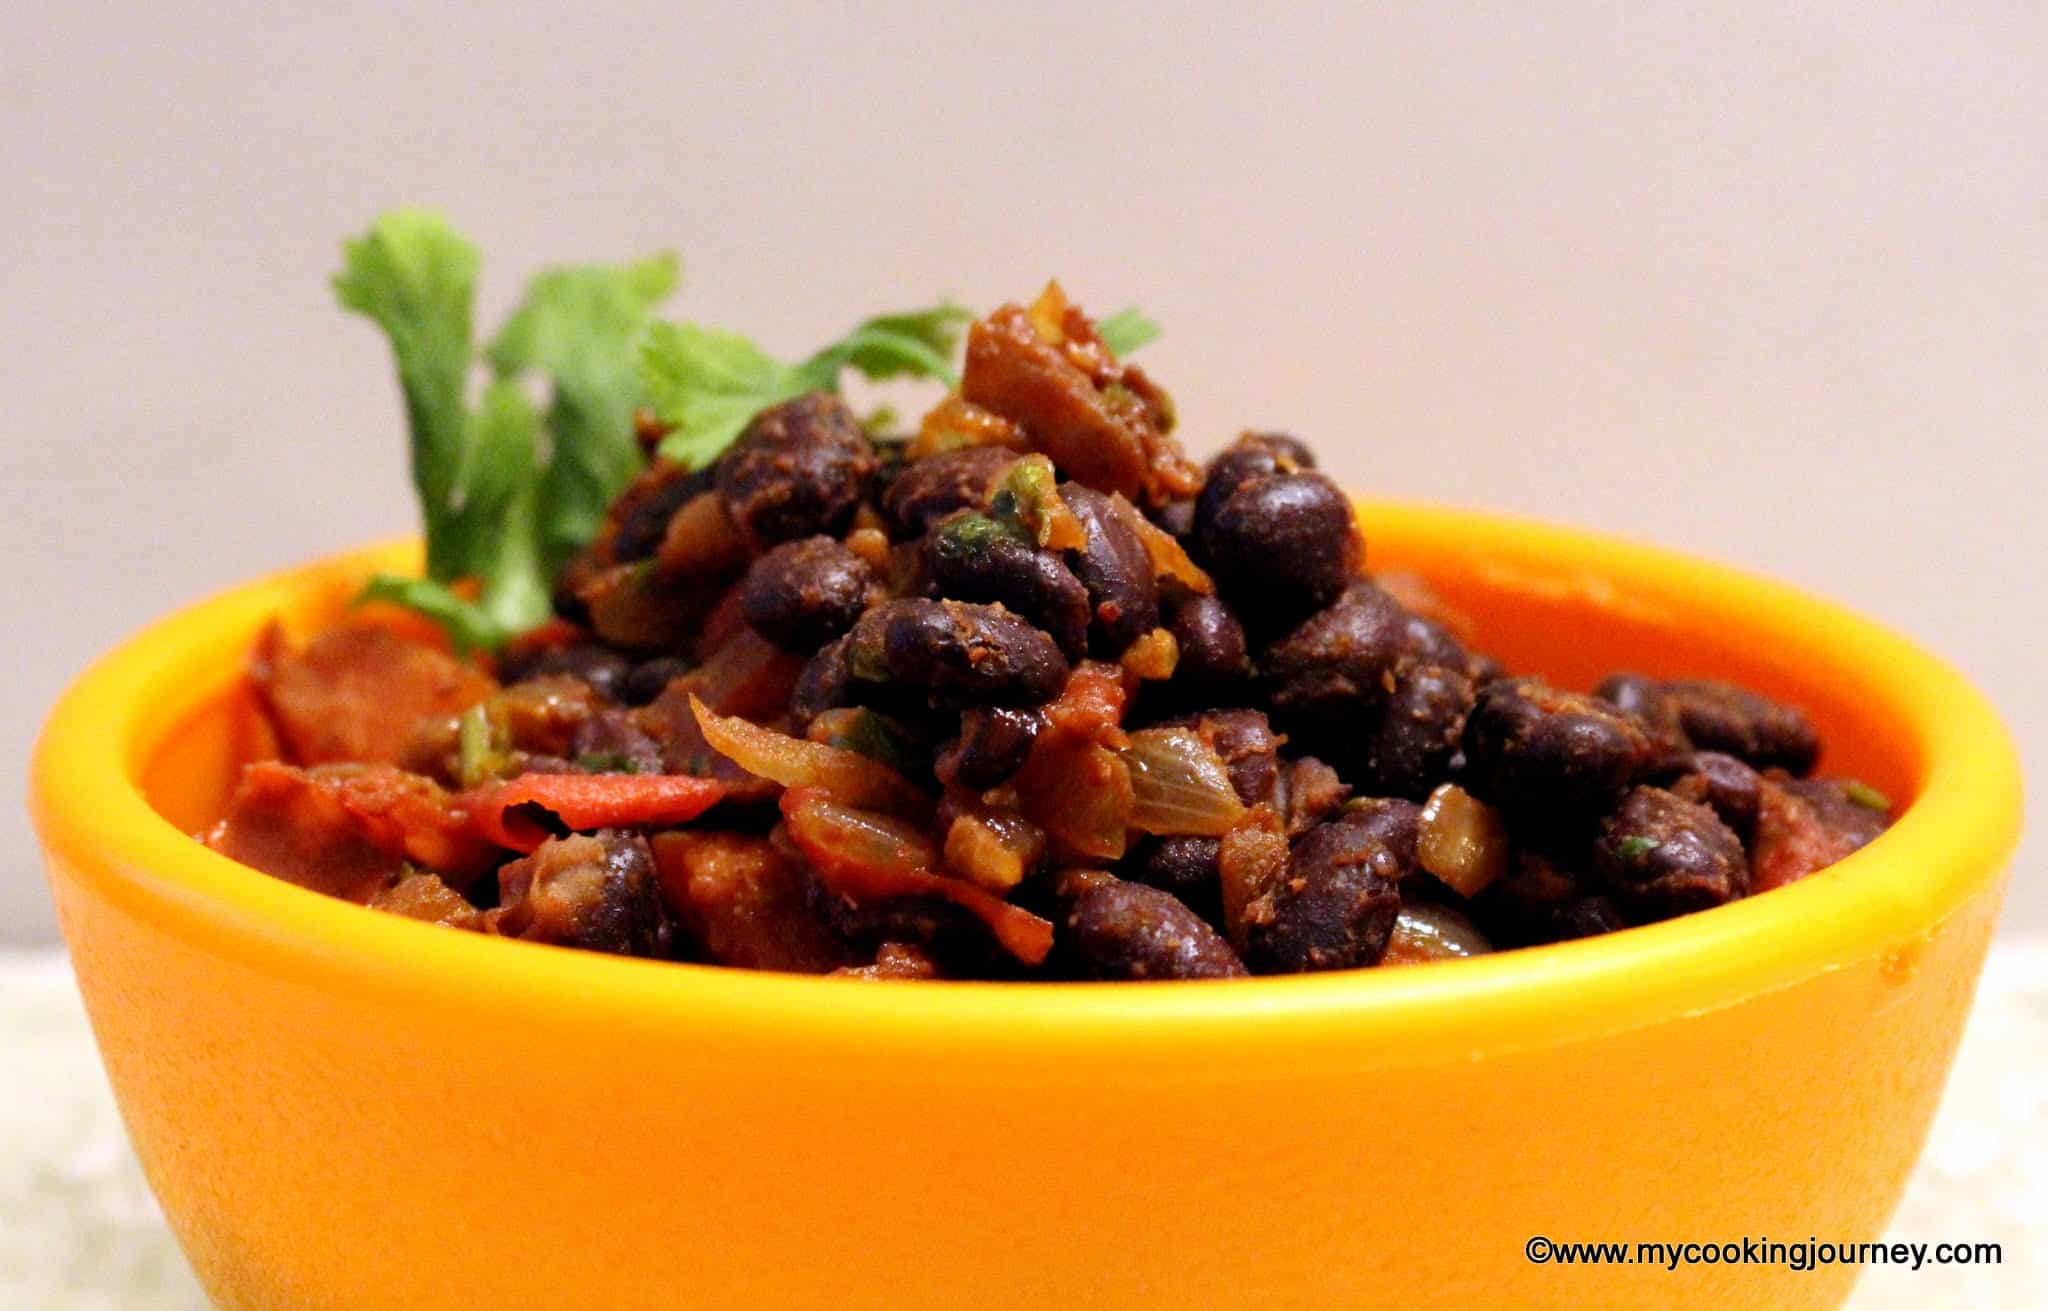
5, 945, 2041, 1309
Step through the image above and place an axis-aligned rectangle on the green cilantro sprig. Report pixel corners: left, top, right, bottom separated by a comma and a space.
338, 209, 1160, 653
638, 304, 974, 468
336, 210, 677, 651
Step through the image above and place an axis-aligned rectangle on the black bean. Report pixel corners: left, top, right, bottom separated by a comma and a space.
940, 706, 1044, 790
1199, 472, 1358, 625
1593, 672, 1688, 756
789, 636, 853, 728
1164, 593, 1251, 690
1149, 496, 1198, 543
1543, 895, 1628, 942
738, 535, 875, 650
494, 831, 674, 958
1125, 836, 1224, 927
1278, 756, 1354, 838
1056, 482, 1161, 655
1663, 680, 1822, 776
716, 393, 877, 547
1062, 880, 1247, 980
1592, 786, 1750, 922
1363, 661, 1476, 799
1160, 707, 1284, 805
613, 466, 711, 564
497, 643, 632, 701
621, 656, 691, 708
1331, 796, 1422, 867
927, 514, 1091, 658
1781, 777, 1892, 849
1263, 582, 1413, 729
1243, 811, 1407, 972
1664, 750, 1764, 842
844, 598, 1069, 711
1460, 677, 1657, 823
881, 445, 1016, 537
1191, 433, 1313, 542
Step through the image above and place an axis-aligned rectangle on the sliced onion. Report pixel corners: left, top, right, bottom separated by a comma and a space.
780, 788, 1053, 964
942, 808, 1046, 893
690, 694, 930, 819
1381, 901, 1493, 966
1122, 727, 1246, 837
1014, 737, 1135, 860
1416, 783, 1511, 897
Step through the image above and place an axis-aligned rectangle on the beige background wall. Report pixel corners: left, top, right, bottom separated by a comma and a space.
5, 2, 2040, 944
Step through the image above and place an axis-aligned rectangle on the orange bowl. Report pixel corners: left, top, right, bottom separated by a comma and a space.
30, 505, 2022, 1311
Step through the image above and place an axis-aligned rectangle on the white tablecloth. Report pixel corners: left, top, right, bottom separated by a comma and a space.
5, 945, 2041, 1309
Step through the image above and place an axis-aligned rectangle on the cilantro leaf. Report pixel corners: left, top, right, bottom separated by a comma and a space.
639, 322, 808, 469
1096, 307, 1162, 357
355, 575, 504, 655
486, 253, 680, 570
333, 209, 481, 580
643, 302, 971, 467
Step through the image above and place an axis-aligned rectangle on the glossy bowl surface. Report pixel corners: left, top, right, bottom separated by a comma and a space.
31, 506, 2022, 1310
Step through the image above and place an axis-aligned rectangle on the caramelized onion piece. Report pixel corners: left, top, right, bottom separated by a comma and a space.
690, 694, 930, 819
1416, 783, 1512, 897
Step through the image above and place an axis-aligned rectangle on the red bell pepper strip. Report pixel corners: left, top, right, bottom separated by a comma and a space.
470, 773, 729, 852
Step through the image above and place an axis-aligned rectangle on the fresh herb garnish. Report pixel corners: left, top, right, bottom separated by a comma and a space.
1842, 781, 1892, 812
1096, 307, 1162, 356
1615, 835, 1660, 862
336, 210, 677, 650
338, 207, 1160, 651
639, 303, 973, 468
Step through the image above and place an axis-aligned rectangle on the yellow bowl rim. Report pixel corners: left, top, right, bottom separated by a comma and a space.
29, 504, 2023, 1069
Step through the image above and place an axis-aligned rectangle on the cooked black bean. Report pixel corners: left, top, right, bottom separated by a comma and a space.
1593, 671, 1689, 759
1781, 777, 1892, 849
789, 636, 853, 727
569, 710, 664, 775
1279, 756, 1354, 838
1149, 496, 1197, 542
1595, 673, 1819, 775
940, 706, 1044, 790
1192, 433, 1312, 542
1544, 895, 1628, 942
1164, 592, 1251, 689
612, 466, 711, 564
1161, 706, 1284, 804
497, 642, 632, 701
880, 445, 1015, 537
621, 655, 691, 707
1062, 879, 1247, 980
1126, 836, 1224, 926
1592, 786, 1749, 922
1263, 582, 1413, 728
1199, 472, 1357, 624
1664, 750, 1764, 841
1664, 680, 1821, 776
1332, 796, 1423, 867
738, 535, 875, 650
1056, 482, 1160, 655
494, 830, 673, 958
716, 393, 877, 547
927, 513, 1091, 658
1364, 661, 1476, 799
1243, 811, 1407, 972
1460, 677, 1656, 822
844, 598, 1069, 710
